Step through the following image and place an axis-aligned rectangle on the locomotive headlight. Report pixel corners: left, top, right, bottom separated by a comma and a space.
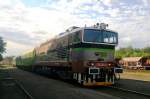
87, 62, 95, 66
108, 63, 111, 66
91, 63, 94, 66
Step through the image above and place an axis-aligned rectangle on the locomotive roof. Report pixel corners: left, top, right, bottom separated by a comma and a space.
56, 26, 117, 39
37, 23, 118, 49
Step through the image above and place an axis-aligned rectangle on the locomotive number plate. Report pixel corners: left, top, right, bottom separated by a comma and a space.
89, 67, 99, 75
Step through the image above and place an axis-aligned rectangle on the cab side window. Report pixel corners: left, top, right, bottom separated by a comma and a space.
73, 30, 82, 43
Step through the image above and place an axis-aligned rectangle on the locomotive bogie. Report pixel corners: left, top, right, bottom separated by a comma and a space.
72, 67, 116, 86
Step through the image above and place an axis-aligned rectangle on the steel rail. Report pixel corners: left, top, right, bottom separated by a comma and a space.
14, 79, 35, 99
107, 86, 150, 97
2, 77, 35, 99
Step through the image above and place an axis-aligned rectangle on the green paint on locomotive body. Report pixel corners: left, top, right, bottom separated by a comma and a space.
16, 50, 36, 71
71, 47, 115, 61
72, 48, 114, 52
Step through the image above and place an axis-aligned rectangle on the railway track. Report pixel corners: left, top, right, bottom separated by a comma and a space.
107, 86, 150, 97
0, 68, 34, 99
93, 85, 150, 99
14, 78, 34, 99
10, 68, 150, 99
1, 78, 34, 99
1, 67, 150, 99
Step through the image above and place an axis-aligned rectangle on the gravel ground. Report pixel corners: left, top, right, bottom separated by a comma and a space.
92, 71, 150, 99
0, 80, 29, 99
94, 86, 150, 99
114, 71, 150, 95
0, 69, 30, 99
1, 67, 150, 99
115, 79, 150, 94
8, 67, 119, 99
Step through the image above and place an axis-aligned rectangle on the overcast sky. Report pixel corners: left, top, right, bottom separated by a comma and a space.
0, 0, 150, 56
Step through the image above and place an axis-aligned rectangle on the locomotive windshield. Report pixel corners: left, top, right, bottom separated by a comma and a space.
83, 29, 118, 44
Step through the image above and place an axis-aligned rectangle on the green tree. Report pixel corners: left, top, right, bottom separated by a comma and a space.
143, 47, 150, 53
0, 54, 2, 61
115, 46, 150, 59
0, 37, 6, 61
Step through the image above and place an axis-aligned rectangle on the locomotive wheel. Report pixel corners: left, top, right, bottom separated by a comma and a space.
73, 73, 84, 85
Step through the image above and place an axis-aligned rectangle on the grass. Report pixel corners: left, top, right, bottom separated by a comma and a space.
121, 69, 150, 82
124, 69, 150, 74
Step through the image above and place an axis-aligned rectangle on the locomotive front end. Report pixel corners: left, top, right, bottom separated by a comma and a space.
72, 23, 123, 86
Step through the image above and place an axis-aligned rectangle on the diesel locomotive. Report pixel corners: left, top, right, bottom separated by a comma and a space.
16, 23, 123, 86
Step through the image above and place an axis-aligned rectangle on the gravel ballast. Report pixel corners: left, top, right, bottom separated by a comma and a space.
9, 67, 119, 99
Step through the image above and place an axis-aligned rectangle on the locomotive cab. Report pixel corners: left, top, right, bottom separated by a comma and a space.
71, 23, 123, 86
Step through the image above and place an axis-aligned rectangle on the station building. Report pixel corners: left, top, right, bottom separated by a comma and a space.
119, 57, 150, 70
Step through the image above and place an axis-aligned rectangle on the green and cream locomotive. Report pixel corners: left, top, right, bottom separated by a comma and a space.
16, 23, 123, 86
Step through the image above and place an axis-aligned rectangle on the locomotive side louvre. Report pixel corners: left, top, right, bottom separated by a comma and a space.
34, 28, 83, 64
